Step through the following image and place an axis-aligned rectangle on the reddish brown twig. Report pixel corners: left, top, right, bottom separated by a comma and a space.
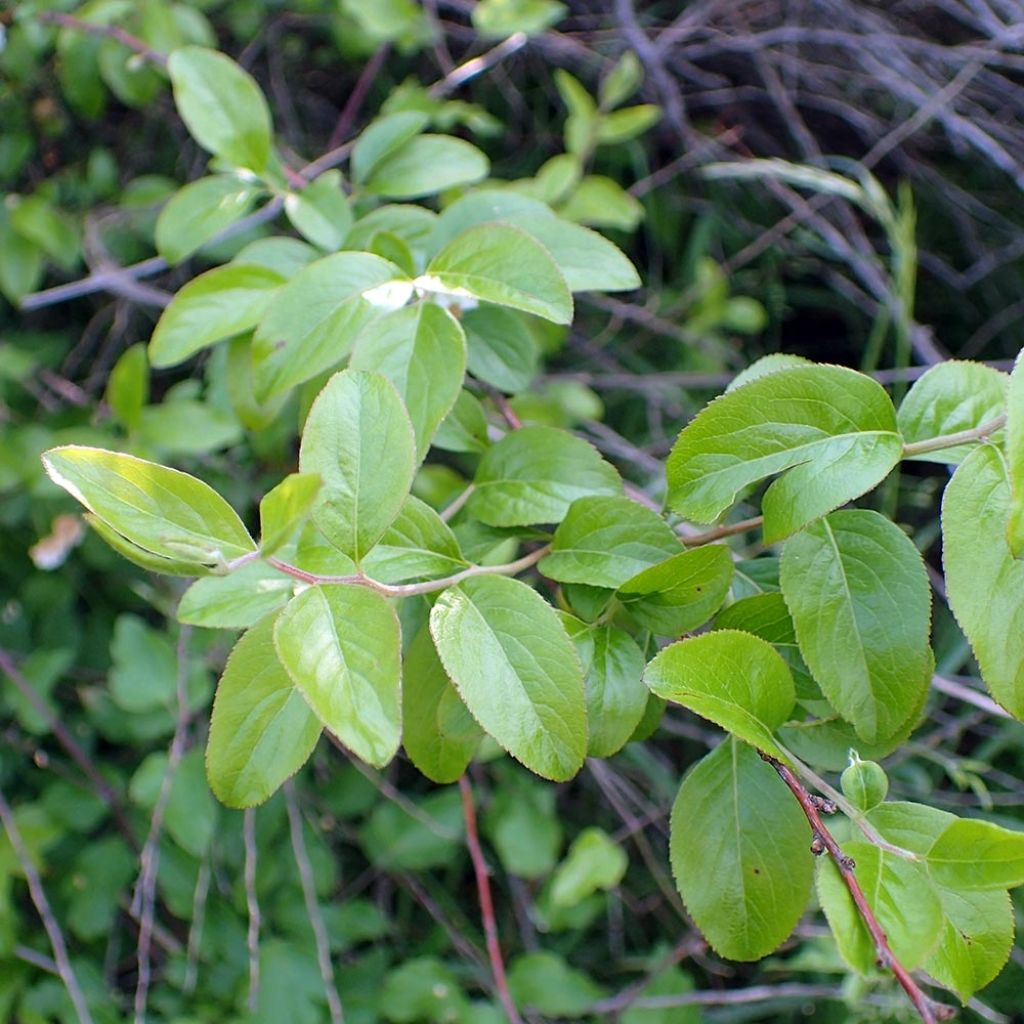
458, 775, 524, 1024
760, 753, 955, 1024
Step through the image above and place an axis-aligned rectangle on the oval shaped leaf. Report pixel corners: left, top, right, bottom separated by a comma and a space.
898, 360, 1007, 464
423, 224, 573, 325
430, 575, 586, 781
178, 560, 293, 629
927, 819, 1024, 891
150, 263, 285, 367
361, 495, 467, 583
666, 366, 901, 542
206, 614, 322, 808
274, 584, 402, 766
284, 170, 352, 251
350, 302, 467, 460
155, 174, 261, 265
365, 135, 489, 199
644, 630, 795, 759
167, 46, 273, 172
41, 445, 256, 566
252, 252, 405, 399
541, 495, 681, 588
780, 510, 932, 744
469, 425, 621, 527
671, 739, 814, 960
942, 444, 1024, 719
299, 370, 416, 562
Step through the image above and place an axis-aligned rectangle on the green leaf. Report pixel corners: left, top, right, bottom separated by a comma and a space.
816, 840, 943, 972
483, 772, 562, 878
136, 399, 243, 456
0, 206, 44, 302
670, 739, 814, 960
925, 887, 1014, 1003
469, 425, 621, 527
284, 170, 353, 251
620, 968, 699, 1024
252, 252, 403, 398
423, 224, 573, 324
362, 496, 467, 583
897, 360, 1008, 464
149, 263, 285, 367
430, 575, 587, 781
472, 0, 567, 37
927, 819, 1024, 890
401, 626, 481, 784
259, 473, 322, 556
462, 305, 539, 393
207, 614, 322, 807
41, 445, 256, 566
666, 366, 902, 542
105, 343, 149, 430
167, 46, 273, 172
155, 174, 261, 264
507, 952, 605, 1018
233, 235, 320, 276
8, 195, 79, 271
433, 390, 490, 454
599, 51, 643, 109
644, 630, 795, 759
365, 135, 489, 199
942, 444, 1024, 718
549, 827, 627, 907
360, 788, 463, 871
274, 584, 402, 767
596, 105, 661, 144
726, 353, 813, 392
351, 111, 430, 184
350, 303, 467, 460
780, 510, 932, 744
109, 614, 180, 714
84, 513, 209, 577
164, 748, 219, 856
559, 175, 643, 231
618, 544, 734, 636
1007, 350, 1024, 555
562, 617, 647, 757
427, 190, 553, 254
540, 496, 680, 588
298, 370, 416, 561
177, 560, 293, 628
380, 957, 469, 1024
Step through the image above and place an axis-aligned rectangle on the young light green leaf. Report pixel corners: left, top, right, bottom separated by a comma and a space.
178, 560, 294, 629
149, 263, 285, 367
508, 216, 641, 292
507, 952, 605, 1018
549, 828, 627, 908
423, 224, 573, 324
105, 343, 149, 430
350, 302, 467, 459
365, 135, 489, 199
670, 739, 814, 960
469, 425, 621, 527
559, 175, 643, 231
898, 360, 1008, 464
644, 630, 795, 759
618, 544, 734, 636
252, 252, 405, 399
780, 510, 932, 744
562, 616, 647, 757
426, 189, 553, 255
232, 236, 320, 276
462, 305, 540, 393
472, 0, 566, 38
83, 514, 210, 577
401, 626, 482, 784
927, 819, 1024, 890
167, 46, 273, 172
274, 584, 402, 767
206, 614, 322, 807
155, 174, 261, 264
942, 444, 1024, 719
351, 111, 430, 184
596, 105, 661, 145
430, 575, 587, 781
540, 495, 680, 588
259, 472, 321, 556
666, 366, 902, 542
1006, 350, 1024, 555
362, 495, 467, 583
298, 370, 416, 561
817, 840, 943, 973
41, 445, 256, 566
599, 51, 643, 109
925, 887, 1014, 1003
283, 170, 353, 251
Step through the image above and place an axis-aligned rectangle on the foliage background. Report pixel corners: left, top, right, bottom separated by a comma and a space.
1, 1, 1023, 1023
